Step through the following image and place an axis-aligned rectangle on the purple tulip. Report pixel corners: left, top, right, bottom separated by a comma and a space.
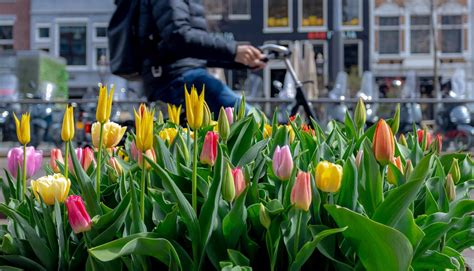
7, 146, 43, 178
272, 145, 293, 181
225, 107, 234, 125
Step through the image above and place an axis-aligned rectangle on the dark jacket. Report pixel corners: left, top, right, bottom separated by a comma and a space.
140, 0, 243, 79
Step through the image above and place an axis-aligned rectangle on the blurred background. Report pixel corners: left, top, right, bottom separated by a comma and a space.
0, 0, 473, 152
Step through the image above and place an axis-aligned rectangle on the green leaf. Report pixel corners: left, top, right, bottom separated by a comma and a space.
290, 227, 347, 271
393, 210, 424, 250
154, 135, 178, 174
414, 221, 454, 258
227, 249, 250, 266
222, 191, 248, 248
337, 157, 358, 210
54, 201, 66, 270
325, 205, 413, 271
237, 139, 268, 167
412, 250, 460, 270
89, 233, 181, 270
344, 110, 357, 139
228, 116, 258, 165
358, 141, 382, 216
0, 255, 47, 271
446, 227, 474, 251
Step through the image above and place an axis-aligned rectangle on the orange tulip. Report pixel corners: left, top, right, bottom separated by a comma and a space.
373, 119, 395, 165
387, 156, 403, 185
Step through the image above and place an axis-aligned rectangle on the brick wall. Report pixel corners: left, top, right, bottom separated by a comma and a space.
0, 0, 31, 50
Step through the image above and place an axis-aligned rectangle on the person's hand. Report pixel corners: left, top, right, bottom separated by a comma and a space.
235, 45, 266, 70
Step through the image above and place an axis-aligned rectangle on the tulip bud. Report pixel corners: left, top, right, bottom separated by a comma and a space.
391, 104, 400, 134
263, 124, 272, 139
287, 125, 295, 144
225, 107, 234, 125
157, 110, 164, 125
202, 101, 212, 127
134, 104, 155, 151
445, 173, 456, 202
138, 148, 156, 170
185, 85, 205, 130
159, 128, 178, 144
272, 145, 293, 181
31, 173, 71, 205
50, 148, 64, 173
232, 167, 246, 199
108, 157, 123, 176
222, 161, 235, 203
13, 112, 30, 145
387, 156, 403, 185
200, 131, 218, 166
7, 146, 42, 178
61, 105, 75, 142
315, 161, 343, 193
291, 171, 312, 211
405, 159, 413, 179
399, 134, 408, 147
417, 129, 432, 150
218, 107, 230, 141
71, 147, 95, 172
259, 203, 271, 229
237, 94, 246, 121
167, 104, 181, 126
448, 158, 461, 184
96, 84, 114, 124
355, 149, 363, 168
65, 195, 92, 234
354, 98, 366, 130
130, 141, 140, 161
432, 134, 442, 154
373, 119, 395, 165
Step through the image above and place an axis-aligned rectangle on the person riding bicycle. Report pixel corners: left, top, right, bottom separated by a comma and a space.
139, 0, 266, 114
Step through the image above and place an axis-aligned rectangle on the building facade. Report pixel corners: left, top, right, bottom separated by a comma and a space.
0, 0, 30, 52
204, 0, 371, 98
370, 0, 473, 97
30, 0, 125, 98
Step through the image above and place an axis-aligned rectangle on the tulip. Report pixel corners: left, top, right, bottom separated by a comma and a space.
31, 173, 70, 205
448, 158, 461, 184
222, 161, 235, 203
445, 174, 456, 202
237, 95, 246, 121
138, 148, 156, 170
225, 107, 234, 125
354, 98, 366, 130
65, 195, 92, 234
399, 134, 408, 147
272, 145, 293, 181
373, 119, 395, 165
7, 146, 42, 178
71, 147, 95, 172
108, 157, 123, 176
232, 167, 246, 199
159, 128, 178, 144
263, 124, 272, 139
184, 85, 205, 130
259, 203, 271, 229
291, 171, 312, 211
134, 104, 155, 151
96, 84, 114, 124
200, 131, 218, 166
202, 101, 212, 127
50, 148, 64, 173
91, 121, 126, 149
167, 104, 182, 126
218, 107, 230, 141
387, 156, 404, 185
61, 105, 75, 142
315, 161, 343, 193
13, 112, 30, 145
287, 125, 295, 143
432, 134, 442, 153
355, 149, 363, 168
391, 104, 400, 134
130, 141, 140, 161
157, 110, 164, 125
405, 159, 413, 179
417, 129, 432, 150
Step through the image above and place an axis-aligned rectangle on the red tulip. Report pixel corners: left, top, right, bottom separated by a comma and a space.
50, 148, 64, 173
65, 195, 92, 234
417, 129, 432, 150
373, 119, 395, 165
291, 171, 312, 211
232, 167, 246, 199
200, 131, 218, 166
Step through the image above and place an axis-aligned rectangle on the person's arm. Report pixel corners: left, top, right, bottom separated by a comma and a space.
152, 0, 236, 62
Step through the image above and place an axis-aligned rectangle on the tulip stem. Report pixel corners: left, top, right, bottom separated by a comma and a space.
293, 209, 303, 258
22, 144, 27, 200
64, 141, 69, 181
96, 123, 104, 199
192, 131, 198, 213
140, 157, 146, 220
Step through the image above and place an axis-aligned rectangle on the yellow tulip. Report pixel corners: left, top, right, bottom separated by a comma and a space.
134, 103, 155, 151
13, 112, 30, 145
167, 104, 181, 126
61, 105, 75, 141
91, 121, 126, 148
159, 128, 178, 143
31, 173, 71, 205
315, 161, 343, 193
96, 84, 115, 123
287, 125, 295, 143
184, 85, 205, 130
263, 124, 272, 139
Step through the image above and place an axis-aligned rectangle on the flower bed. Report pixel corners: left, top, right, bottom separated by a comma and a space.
0, 85, 473, 271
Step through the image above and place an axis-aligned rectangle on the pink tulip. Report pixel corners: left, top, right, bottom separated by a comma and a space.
291, 171, 312, 211
7, 146, 43, 178
355, 149, 363, 168
130, 141, 140, 161
138, 148, 156, 170
232, 167, 246, 198
50, 148, 64, 173
69, 147, 95, 172
272, 145, 293, 181
200, 131, 218, 166
65, 195, 92, 234
108, 157, 123, 175
225, 107, 234, 125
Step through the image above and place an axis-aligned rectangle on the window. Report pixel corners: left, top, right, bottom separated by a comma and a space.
342, 0, 361, 28
410, 16, 430, 54
230, 0, 250, 19
440, 15, 462, 53
300, 0, 324, 28
95, 27, 107, 39
344, 42, 361, 75
95, 47, 108, 67
203, 0, 223, 19
312, 43, 326, 90
59, 25, 87, 66
0, 24, 13, 51
265, 0, 291, 30
38, 27, 50, 39
378, 16, 400, 54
